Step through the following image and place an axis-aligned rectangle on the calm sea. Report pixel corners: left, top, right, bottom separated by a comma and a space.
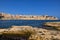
0, 20, 60, 28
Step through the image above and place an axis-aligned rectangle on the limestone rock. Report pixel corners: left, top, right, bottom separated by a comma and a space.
44, 22, 60, 30
0, 26, 60, 40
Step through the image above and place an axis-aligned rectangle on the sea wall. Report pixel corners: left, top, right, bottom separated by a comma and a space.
0, 13, 58, 20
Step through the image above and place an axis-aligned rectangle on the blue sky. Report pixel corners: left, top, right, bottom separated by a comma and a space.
0, 0, 60, 18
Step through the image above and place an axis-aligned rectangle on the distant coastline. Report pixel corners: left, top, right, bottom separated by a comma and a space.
0, 12, 58, 20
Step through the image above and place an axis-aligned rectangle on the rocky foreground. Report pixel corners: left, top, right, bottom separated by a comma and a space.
0, 25, 60, 40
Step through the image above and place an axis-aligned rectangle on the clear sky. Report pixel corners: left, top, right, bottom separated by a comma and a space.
0, 0, 60, 18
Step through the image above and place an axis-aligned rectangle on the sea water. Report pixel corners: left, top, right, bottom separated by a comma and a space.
0, 20, 60, 28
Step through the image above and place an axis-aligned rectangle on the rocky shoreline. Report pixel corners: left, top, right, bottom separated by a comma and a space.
0, 25, 60, 40
44, 22, 60, 30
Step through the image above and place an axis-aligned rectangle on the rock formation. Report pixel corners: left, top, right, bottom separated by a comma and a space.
44, 22, 60, 30
0, 26, 60, 40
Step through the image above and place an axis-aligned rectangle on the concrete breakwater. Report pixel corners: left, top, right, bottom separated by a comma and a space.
0, 13, 58, 20
0, 26, 60, 40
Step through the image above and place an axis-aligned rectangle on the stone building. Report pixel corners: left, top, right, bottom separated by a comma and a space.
0, 13, 4, 19
0, 13, 58, 20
